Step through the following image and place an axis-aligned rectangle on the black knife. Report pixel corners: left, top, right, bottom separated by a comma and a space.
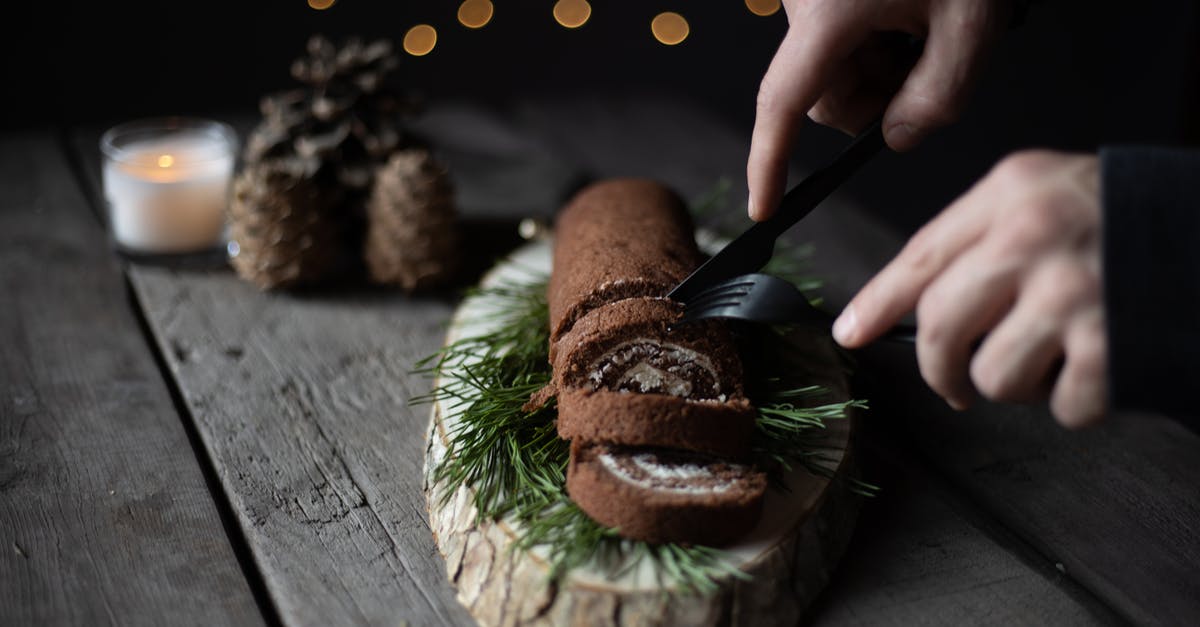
668, 118, 887, 303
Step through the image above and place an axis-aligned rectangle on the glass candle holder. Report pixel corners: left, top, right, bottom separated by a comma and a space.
100, 117, 238, 254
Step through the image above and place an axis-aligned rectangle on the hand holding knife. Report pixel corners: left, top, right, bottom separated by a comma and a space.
667, 118, 888, 303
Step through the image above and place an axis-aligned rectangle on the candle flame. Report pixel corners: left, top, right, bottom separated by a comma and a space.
157, 154, 175, 168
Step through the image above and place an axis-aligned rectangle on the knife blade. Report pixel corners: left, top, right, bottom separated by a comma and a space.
668, 118, 887, 302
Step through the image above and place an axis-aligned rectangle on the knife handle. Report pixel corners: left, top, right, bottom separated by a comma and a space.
761, 117, 887, 240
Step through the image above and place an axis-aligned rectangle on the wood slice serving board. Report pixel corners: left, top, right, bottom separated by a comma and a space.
423, 237, 864, 626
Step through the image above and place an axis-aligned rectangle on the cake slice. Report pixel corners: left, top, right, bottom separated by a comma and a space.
567, 441, 768, 546
551, 297, 755, 458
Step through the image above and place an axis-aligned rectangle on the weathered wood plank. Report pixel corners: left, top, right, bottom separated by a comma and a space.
810, 418, 1122, 626
0, 131, 264, 626
853, 343, 1200, 626
122, 274, 474, 626
510, 93, 1130, 624
66, 105, 587, 627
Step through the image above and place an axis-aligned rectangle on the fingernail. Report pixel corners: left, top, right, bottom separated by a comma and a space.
747, 195, 757, 220
886, 123, 920, 148
832, 304, 857, 345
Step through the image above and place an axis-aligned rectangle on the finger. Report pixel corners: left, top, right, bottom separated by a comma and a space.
1050, 309, 1108, 429
914, 241, 1021, 409
809, 35, 913, 135
808, 57, 875, 133
834, 173, 1006, 348
882, 0, 1006, 151
748, 20, 863, 221
970, 260, 1082, 403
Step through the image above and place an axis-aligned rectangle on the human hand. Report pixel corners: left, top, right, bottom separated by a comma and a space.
748, 0, 1012, 221
831, 150, 1108, 428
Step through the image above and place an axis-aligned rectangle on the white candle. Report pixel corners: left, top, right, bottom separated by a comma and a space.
101, 119, 237, 254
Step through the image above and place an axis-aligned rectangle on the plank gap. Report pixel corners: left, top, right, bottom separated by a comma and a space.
119, 270, 287, 627
62, 131, 285, 627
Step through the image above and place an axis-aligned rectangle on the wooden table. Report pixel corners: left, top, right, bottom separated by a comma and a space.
3, 92, 1198, 626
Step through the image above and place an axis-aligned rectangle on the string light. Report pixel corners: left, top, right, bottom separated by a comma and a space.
307, 0, 336, 10
651, 12, 689, 45
553, 0, 592, 29
457, 0, 494, 29
744, 0, 781, 17
403, 24, 438, 56
383, 5, 787, 59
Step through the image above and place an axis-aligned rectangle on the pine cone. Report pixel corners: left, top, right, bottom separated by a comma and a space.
363, 149, 460, 291
229, 33, 426, 290
227, 159, 349, 290
243, 34, 419, 196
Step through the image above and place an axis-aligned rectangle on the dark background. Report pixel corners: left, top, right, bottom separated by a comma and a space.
5, 0, 1198, 234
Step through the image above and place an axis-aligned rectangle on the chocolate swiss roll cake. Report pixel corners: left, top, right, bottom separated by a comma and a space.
536, 177, 766, 545
566, 441, 768, 546
540, 178, 756, 458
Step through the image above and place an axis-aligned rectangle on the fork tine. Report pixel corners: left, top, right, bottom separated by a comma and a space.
679, 279, 756, 309
683, 288, 751, 312
680, 305, 731, 324
685, 278, 757, 301
686, 298, 745, 313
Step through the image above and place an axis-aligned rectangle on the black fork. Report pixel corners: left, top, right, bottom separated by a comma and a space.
678, 273, 916, 344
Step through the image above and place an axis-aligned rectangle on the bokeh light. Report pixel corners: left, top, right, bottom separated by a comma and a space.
744, 0, 781, 17
553, 0, 592, 29
651, 12, 689, 45
403, 25, 438, 56
307, 0, 336, 10
457, 0, 494, 29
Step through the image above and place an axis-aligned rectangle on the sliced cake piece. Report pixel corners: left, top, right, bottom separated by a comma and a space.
552, 297, 755, 458
567, 441, 768, 546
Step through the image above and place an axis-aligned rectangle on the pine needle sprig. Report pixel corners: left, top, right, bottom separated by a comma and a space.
743, 326, 881, 497
411, 273, 563, 518
752, 384, 875, 495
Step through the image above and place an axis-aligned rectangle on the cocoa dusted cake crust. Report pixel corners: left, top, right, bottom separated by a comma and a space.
556, 389, 754, 459
547, 178, 704, 343
567, 441, 768, 546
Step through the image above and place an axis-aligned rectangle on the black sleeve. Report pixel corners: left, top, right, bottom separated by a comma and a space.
1100, 145, 1200, 431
